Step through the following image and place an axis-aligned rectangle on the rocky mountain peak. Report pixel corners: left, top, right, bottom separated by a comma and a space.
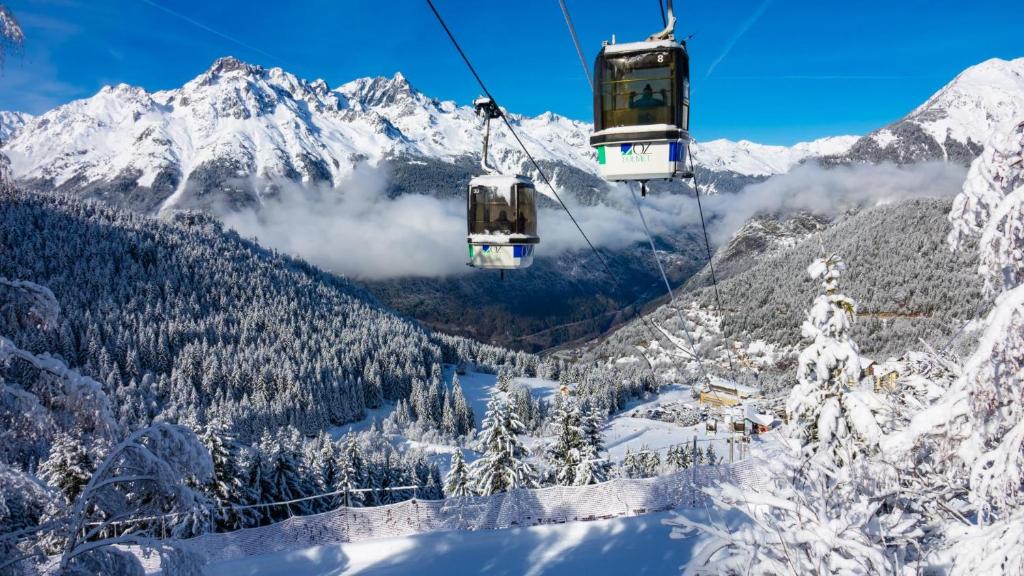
338, 72, 419, 109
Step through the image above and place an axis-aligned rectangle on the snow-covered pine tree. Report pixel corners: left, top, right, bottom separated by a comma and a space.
621, 448, 640, 479
315, 433, 342, 512
37, 433, 93, 504
640, 446, 661, 477
471, 389, 536, 495
786, 252, 883, 471
704, 443, 719, 466
444, 449, 472, 497
441, 391, 457, 439
258, 430, 308, 521
575, 404, 610, 485
572, 442, 607, 486
548, 390, 585, 485
666, 444, 692, 470
55, 424, 213, 574
451, 374, 475, 437
339, 435, 365, 507
496, 369, 513, 393
199, 420, 250, 530
670, 253, 898, 574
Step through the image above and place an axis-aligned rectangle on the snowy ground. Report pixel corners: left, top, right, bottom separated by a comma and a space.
204, 508, 746, 576
329, 368, 770, 476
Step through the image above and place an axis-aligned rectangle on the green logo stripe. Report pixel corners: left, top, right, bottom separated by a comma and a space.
597, 146, 606, 165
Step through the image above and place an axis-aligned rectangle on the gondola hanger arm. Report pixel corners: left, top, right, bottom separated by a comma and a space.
648, 0, 677, 41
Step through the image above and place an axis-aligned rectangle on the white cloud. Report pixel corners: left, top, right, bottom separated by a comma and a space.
222, 161, 967, 280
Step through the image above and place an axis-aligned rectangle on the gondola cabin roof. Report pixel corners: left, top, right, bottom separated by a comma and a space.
468, 174, 533, 188
468, 174, 533, 201
601, 39, 685, 55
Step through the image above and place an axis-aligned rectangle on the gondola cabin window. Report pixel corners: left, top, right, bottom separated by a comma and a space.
515, 184, 537, 236
468, 183, 537, 236
600, 51, 675, 128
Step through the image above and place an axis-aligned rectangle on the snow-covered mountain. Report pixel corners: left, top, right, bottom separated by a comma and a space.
695, 136, 857, 176
824, 57, 1024, 166
1, 56, 855, 214
1, 58, 595, 213
0, 110, 31, 145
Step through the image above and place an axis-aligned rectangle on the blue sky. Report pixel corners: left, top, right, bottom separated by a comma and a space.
1, 0, 1022, 144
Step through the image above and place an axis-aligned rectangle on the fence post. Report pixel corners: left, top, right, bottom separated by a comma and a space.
691, 435, 697, 507
729, 435, 734, 464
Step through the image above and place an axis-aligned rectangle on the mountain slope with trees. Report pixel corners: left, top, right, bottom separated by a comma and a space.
0, 190, 533, 442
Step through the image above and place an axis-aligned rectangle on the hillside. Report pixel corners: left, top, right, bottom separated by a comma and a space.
3, 57, 1018, 353
0, 190, 531, 441
581, 198, 985, 391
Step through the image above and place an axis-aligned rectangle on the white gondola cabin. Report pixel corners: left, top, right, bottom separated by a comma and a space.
590, 5, 691, 182
467, 174, 538, 270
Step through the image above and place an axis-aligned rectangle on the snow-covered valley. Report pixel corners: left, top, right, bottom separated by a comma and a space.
3, 2, 1024, 572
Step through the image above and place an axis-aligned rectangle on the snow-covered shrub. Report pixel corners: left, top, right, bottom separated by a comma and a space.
946, 119, 1024, 522
668, 443, 893, 575
35, 424, 214, 575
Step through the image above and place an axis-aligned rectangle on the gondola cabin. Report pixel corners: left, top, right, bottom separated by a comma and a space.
467, 174, 539, 269
590, 39, 691, 181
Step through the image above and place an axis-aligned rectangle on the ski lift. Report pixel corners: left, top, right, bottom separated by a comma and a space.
467, 97, 539, 272
590, 0, 691, 186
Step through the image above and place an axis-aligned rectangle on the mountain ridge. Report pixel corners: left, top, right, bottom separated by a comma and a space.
1, 55, 856, 214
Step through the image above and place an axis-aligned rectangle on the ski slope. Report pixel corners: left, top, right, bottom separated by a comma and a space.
203, 508, 744, 576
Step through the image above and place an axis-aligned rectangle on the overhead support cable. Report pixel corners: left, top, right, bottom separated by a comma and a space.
425, 0, 708, 367
629, 184, 715, 386
557, 0, 593, 91
687, 148, 739, 377
425, 0, 616, 284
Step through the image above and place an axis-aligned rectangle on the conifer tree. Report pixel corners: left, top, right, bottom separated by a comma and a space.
786, 252, 882, 470
199, 420, 249, 530
666, 444, 692, 470
549, 391, 585, 485
441, 392, 458, 438
38, 433, 93, 503
451, 374, 475, 436
444, 449, 472, 497
471, 390, 536, 495
705, 443, 719, 466
339, 435, 365, 507
572, 442, 608, 486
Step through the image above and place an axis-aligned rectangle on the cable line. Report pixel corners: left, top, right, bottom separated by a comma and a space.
557, 0, 593, 91
687, 147, 738, 377
629, 184, 712, 379
426, 0, 713, 372
547, 0, 726, 380
426, 0, 617, 285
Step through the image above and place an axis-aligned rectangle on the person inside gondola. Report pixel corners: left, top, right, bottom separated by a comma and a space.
629, 84, 666, 109
494, 209, 512, 233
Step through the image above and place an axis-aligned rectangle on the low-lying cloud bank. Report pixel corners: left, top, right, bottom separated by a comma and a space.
223, 161, 967, 280
695, 161, 968, 245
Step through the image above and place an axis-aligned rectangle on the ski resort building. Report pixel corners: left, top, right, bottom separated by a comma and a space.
699, 378, 758, 407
